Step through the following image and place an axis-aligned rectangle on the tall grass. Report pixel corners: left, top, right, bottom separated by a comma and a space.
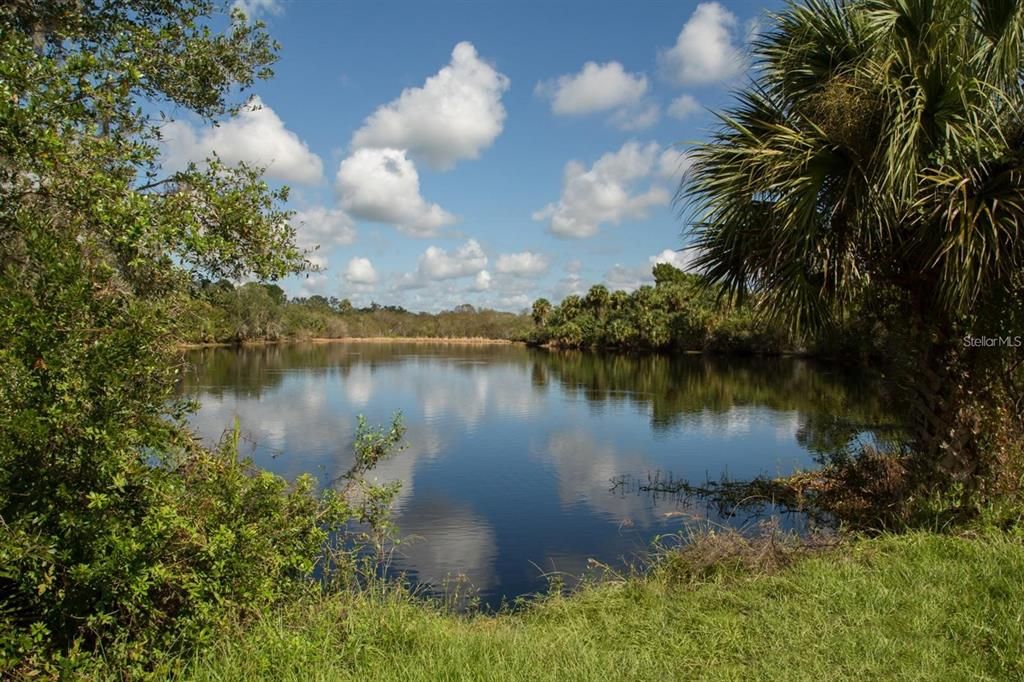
183, 532, 1023, 681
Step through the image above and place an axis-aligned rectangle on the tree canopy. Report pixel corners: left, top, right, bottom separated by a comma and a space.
688, 0, 1024, 331
529, 264, 803, 354
685, 0, 1024, 486
0, 0, 344, 673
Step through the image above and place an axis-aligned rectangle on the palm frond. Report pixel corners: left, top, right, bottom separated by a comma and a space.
682, 0, 1024, 331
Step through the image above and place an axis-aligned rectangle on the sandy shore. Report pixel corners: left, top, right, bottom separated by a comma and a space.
176, 336, 523, 350
308, 336, 521, 345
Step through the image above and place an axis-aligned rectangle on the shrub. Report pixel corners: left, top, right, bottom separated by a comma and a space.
0, 1, 405, 674
0, 412, 405, 677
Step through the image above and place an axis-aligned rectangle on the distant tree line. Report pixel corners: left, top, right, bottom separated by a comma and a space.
178, 280, 533, 343
180, 263, 897, 359
529, 263, 895, 360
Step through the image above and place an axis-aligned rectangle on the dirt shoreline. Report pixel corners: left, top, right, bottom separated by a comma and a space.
176, 337, 524, 350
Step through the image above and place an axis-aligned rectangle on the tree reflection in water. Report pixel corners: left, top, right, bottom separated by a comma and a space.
179, 342, 898, 606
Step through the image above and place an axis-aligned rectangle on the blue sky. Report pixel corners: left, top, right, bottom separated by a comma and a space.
163, 0, 779, 311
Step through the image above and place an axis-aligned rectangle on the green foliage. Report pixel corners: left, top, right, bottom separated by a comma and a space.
327, 414, 407, 591
531, 298, 552, 327
177, 288, 533, 344
187, 533, 1024, 681
530, 263, 798, 354
652, 261, 689, 286
347, 414, 407, 481
3, 435, 353, 675
685, 0, 1024, 483
583, 284, 610, 316
687, 0, 1024, 329
0, 409, 407, 675
0, 0, 408, 674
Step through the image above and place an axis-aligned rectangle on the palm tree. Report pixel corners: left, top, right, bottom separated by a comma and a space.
560, 294, 584, 319
686, 0, 1024, 486
531, 298, 552, 327
584, 284, 611, 318
609, 290, 631, 313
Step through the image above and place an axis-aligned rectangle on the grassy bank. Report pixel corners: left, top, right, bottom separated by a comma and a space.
183, 532, 1023, 681
176, 336, 525, 350
305, 337, 522, 345
177, 285, 534, 345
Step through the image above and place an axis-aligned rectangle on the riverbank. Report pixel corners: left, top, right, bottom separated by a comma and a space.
308, 336, 522, 345
177, 336, 818, 357
176, 336, 525, 350
181, 532, 1023, 680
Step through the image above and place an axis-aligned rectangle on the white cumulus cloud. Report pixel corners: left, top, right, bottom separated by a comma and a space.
533, 141, 671, 239
305, 253, 329, 271
418, 239, 488, 281
659, 3, 745, 85
537, 61, 659, 131
497, 293, 531, 310
161, 96, 323, 184
351, 42, 510, 171
604, 264, 651, 292
231, 0, 281, 20
603, 248, 700, 293
345, 257, 379, 285
609, 101, 661, 131
536, 61, 647, 115
335, 148, 455, 236
668, 94, 702, 119
553, 272, 584, 299
290, 207, 356, 266
657, 148, 695, 181
395, 239, 490, 292
494, 251, 550, 276
651, 248, 698, 272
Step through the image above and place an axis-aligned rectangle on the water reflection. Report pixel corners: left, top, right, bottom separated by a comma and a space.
179, 342, 893, 606
392, 497, 497, 599
345, 365, 374, 407
366, 422, 444, 508
539, 430, 654, 528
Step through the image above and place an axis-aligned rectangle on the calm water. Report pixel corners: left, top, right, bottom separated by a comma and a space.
180, 342, 890, 606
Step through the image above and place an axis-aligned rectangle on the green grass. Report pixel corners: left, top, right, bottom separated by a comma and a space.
183, 533, 1024, 681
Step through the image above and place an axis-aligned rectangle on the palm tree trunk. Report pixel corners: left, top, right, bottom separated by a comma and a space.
906, 321, 983, 490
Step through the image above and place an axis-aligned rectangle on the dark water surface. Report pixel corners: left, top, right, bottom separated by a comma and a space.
180, 342, 890, 606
